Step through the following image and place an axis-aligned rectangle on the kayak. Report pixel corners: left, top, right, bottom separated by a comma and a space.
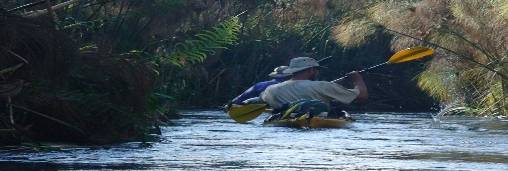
226, 103, 353, 128
263, 116, 353, 128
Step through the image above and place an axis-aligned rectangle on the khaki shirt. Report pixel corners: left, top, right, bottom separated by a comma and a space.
260, 80, 360, 109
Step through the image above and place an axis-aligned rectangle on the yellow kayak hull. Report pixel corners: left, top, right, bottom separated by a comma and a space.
263, 117, 352, 128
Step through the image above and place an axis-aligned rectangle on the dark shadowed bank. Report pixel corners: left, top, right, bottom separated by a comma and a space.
0, 0, 437, 145
0, 11, 160, 145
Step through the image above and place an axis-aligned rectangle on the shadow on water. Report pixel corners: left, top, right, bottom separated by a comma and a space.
390, 151, 508, 163
0, 162, 155, 171
1, 110, 508, 170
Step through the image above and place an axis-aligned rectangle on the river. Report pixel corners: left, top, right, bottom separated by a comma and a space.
1, 110, 508, 170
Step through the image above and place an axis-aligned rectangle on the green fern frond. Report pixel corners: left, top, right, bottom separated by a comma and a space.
162, 17, 241, 66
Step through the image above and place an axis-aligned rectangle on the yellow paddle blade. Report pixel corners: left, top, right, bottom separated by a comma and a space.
388, 47, 434, 64
228, 104, 267, 123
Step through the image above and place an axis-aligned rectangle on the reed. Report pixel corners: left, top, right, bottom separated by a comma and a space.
332, 0, 508, 116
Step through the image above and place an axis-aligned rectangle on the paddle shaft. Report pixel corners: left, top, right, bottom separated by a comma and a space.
331, 61, 389, 83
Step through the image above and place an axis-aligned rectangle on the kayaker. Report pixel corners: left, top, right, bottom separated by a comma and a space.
260, 57, 368, 118
230, 66, 291, 105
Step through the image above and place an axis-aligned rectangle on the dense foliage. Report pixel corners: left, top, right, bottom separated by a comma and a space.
333, 0, 508, 116
0, 0, 244, 144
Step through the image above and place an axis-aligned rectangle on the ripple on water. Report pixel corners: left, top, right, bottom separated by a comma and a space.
1, 111, 508, 170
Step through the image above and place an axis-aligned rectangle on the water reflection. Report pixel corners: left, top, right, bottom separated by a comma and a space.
1, 111, 507, 170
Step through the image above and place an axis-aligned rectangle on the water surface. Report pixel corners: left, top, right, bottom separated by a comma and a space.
1, 111, 507, 170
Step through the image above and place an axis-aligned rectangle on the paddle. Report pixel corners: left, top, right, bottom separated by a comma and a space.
227, 103, 267, 123
317, 56, 333, 66
331, 46, 434, 82
228, 46, 434, 123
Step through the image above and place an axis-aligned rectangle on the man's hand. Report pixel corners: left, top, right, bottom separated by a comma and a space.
349, 71, 368, 101
350, 71, 362, 81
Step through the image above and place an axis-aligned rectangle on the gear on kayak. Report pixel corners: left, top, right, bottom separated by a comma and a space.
264, 99, 353, 128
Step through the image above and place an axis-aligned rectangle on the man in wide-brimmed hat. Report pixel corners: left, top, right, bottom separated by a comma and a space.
231, 66, 291, 104
261, 57, 368, 115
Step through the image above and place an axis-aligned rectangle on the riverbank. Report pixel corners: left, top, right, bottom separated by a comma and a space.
0, 11, 165, 145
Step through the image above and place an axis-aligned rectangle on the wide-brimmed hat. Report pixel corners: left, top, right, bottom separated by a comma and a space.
268, 66, 291, 78
283, 57, 323, 74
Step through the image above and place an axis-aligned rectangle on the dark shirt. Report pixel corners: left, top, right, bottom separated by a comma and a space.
232, 78, 286, 104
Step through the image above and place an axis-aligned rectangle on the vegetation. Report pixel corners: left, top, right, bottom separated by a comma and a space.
166, 0, 434, 110
333, 0, 508, 116
3, 0, 504, 145
0, 0, 243, 144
